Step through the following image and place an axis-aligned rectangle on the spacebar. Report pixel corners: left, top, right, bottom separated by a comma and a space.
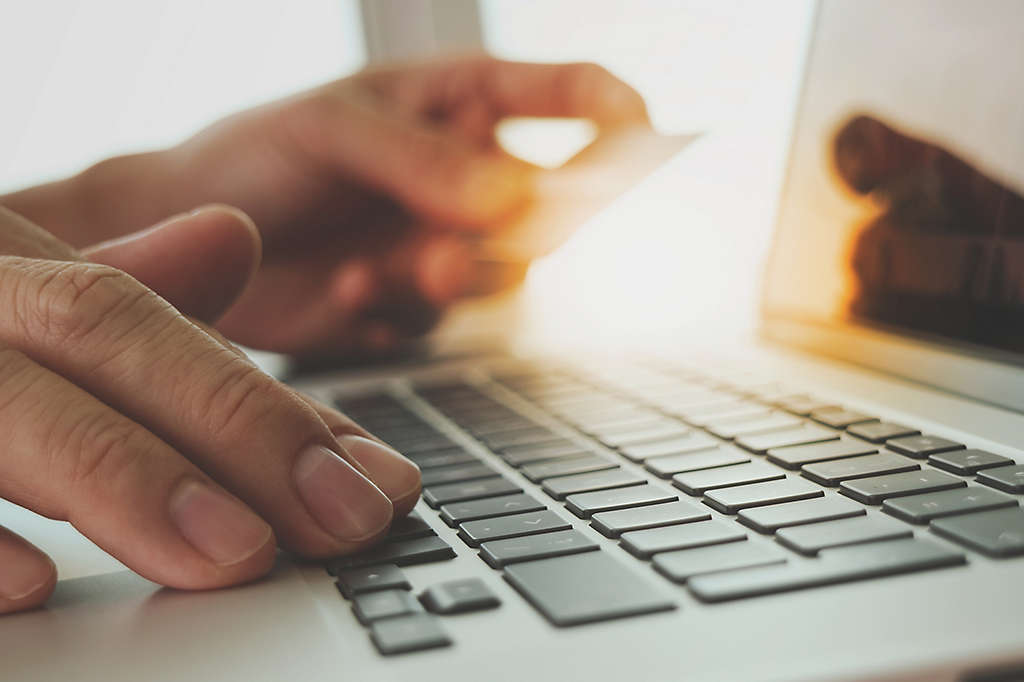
503, 551, 675, 626
688, 538, 964, 603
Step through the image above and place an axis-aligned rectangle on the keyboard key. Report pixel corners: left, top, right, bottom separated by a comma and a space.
448, 409, 516, 427
479, 529, 599, 568
809, 407, 877, 429
840, 469, 965, 504
688, 538, 965, 602
736, 425, 839, 454
654, 394, 731, 414
706, 413, 803, 439
653, 541, 787, 584
336, 564, 411, 598
423, 478, 521, 507
887, 435, 965, 458
419, 578, 500, 614
619, 432, 720, 462
931, 507, 1024, 557
644, 447, 750, 478
595, 423, 691, 448
541, 469, 647, 500
766, 439, 877, 469
802, 452, 920, 486
439, 493, 546, 527
481, 428, 564, 450
390, 436, 458, 455
929, 449, 1016, 475
883, 487, 1018, 524
501, 442, 592, 467
463, 417, 536, 437
387, 512, 435, 541
552, 399, 638, 420
564, 485, 678, 518
377, 426, 441, 443
369, 613, 452, 656
406, 448, 479, 469
620, 520, 746, 558
570, 409, 661, 431
420, 462, 498, 487
520, 454, 617, 482
673, 462, 786, 496
704, 478, 824, 514
327, 535, 456, 573
591, 500, 710, 537
776, 515, 913, 555
457, 510, 570, 547
352, 589, 422, 625
503, 552, 676, 626
336, 392, 399, 413
361, 418, 425, 435
660, 395, 736, 414
677, 403, 771, 427
528, 386, 592, 402
773, 395, 838, 416
847, 421, 920, 443
738, 495, 865, 533
976, 464, 1024, 493
581, 414, 672, 437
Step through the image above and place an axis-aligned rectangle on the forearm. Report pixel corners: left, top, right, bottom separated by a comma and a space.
0, 150, 180, 247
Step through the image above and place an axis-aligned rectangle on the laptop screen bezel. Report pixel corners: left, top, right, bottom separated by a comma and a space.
758, 0, 1024, 415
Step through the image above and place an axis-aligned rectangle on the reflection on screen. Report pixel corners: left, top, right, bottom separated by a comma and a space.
764, 0, 1024, 355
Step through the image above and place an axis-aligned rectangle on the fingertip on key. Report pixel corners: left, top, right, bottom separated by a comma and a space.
336, 435, 422, 517
293, 444, 394, 544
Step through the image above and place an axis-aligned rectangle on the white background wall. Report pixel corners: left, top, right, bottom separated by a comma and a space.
0, 0, 366, 192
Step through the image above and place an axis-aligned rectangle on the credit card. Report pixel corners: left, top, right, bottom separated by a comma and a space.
476, 127, 698, 262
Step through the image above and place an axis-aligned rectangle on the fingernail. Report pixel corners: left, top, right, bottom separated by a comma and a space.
293, 445, 393, 541
336, 435, 421, 504
0, 543, 53, 601
169, 479, 273, 566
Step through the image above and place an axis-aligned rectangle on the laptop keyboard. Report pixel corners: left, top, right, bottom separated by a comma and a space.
325, 356, 1024, 654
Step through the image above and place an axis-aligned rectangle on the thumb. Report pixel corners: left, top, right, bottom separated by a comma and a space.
83, 205, 262, 323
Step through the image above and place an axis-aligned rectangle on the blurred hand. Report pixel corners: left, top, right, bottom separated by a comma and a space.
7, 57, 649, 355
0, 205, 422, 615
832, 114, 1024, 343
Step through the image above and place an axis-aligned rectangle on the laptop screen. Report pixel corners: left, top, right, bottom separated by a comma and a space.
762, 0, 1024, 361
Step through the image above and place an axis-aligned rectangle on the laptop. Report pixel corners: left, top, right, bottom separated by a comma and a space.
4, 1, 1024, 680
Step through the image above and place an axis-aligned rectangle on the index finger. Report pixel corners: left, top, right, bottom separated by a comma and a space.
366, 57, 650, 127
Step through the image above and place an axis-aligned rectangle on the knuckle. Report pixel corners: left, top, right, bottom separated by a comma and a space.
0, 347, 42, 414
57, 411, 150, 494
199, 360, 288, 441
25, 263, 152, 347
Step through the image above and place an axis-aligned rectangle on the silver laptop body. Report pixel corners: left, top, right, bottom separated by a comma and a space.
4, 1, 1024, 680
